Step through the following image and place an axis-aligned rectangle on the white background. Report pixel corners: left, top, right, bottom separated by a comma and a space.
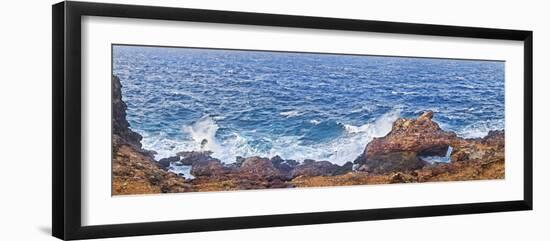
82, 15, 524, 226
0, 0, 548, 240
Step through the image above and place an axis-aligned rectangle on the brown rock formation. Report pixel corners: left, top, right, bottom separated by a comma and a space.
414, 157, 504, 182
190, 158, 231, 177
177, 151, 215, 165
112, 75, 143, 149
158, 156, 180, 169
291, 160, 353, 178
111, 75, 189, 195
238, 156, 286, 180
270, 155, 299, 177
112, 145, 191, 194
355, 111, 457, 173
450, 130, 505, 163
290, 156, 504, 188
187, 156, 292, 190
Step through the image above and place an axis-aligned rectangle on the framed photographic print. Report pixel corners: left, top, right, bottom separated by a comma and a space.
52, 1, 533, 240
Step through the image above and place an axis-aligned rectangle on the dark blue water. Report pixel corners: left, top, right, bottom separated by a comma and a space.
113, 45, 504, 165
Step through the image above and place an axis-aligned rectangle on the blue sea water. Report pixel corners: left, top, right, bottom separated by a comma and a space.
113, 45, 504, 166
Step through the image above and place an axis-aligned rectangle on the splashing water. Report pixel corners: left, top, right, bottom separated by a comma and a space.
183, 117, 222, 153
141, 109, 401, 165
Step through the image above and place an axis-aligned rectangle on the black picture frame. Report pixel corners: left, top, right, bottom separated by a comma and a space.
52, 1, 533, 240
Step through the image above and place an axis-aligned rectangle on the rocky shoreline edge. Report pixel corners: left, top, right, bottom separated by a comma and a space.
112, 75, 504, 195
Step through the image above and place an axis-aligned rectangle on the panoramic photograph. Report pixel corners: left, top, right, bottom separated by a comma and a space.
111, 45, 505, 195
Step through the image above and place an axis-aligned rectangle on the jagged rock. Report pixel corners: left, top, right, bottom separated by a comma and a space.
359, 151, 424, 173
450, 130, 505, 163
356, 111, 456, 173
291, 160, 346, 178
190, 159, 230, 177
238, 156, 285, 180
389, 172, 416, 183
356, 164, 370, 172
270, 155, 285, 164
112, 75, 143, 149
291, 156, 504, 188
270, 155, 299, 178
268, 178, 290, 188
303, 159, 316, 165
112, 145, 191, 195
176, 151, 214, 165
368, 111, 456, 156
333, 161, 354, 176
235, 156, 246, 165
269, 156, 299, 167
158, 156, 180, 169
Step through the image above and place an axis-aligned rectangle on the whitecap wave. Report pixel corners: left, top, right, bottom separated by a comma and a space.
343, 123, 371, 134
140, 132, 185, 160
350, 105, 375, 114
280, 110, 302, 118
391, 90, 418, 95
141, 109, 402, 165
182, 117, 223, 154
279, 109, 400, 165
309, 119, 321, 125
344, 109, 400, 136
457, 119, 504, 138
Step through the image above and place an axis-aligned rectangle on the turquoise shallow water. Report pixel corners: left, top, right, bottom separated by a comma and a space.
113, 45, 504, 165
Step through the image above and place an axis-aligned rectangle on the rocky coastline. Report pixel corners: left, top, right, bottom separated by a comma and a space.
111, 75, 504, 195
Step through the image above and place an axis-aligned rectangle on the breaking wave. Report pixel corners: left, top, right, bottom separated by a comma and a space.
142, 109, 401, 165
280, 110, 302, 118
457, 119, 504, 139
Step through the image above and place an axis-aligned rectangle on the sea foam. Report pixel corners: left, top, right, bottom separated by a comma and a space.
280, 110, 302, 118
457, 119, 504, 139
142, 109, 401, 166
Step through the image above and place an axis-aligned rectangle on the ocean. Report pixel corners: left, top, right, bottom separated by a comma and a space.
112, 45, 505, 167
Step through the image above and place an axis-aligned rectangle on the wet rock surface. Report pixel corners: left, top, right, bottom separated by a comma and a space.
270, 155, 299, 177
190, 158, 231, 177
450, 130, 505, 163
238, 156, 286, 180
112, 75, 143, 149
158, 156, 180, 169
355, 111, 457, 173
291, 160, 352, 178
176, 151, 215, 165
